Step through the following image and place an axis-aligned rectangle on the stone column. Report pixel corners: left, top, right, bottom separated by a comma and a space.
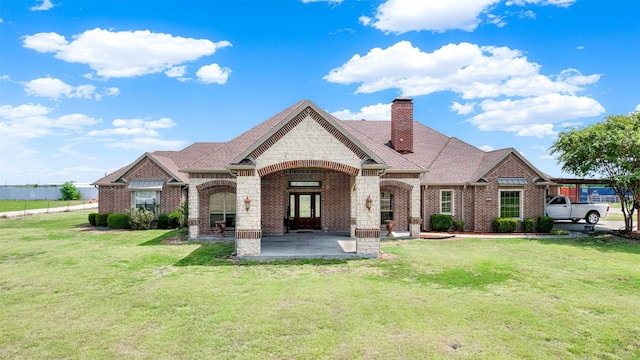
407, 178, 422, 237
350, 176, 356, 238
355, 170, 380, 255
188, 182, 200, 239
235, 169, 262, 256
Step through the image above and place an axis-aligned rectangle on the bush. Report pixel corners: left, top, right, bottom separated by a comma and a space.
96, 213, 110, 227
523, 218, 536, 233
168, 211, 182, 229
60, 181, 81, 200
537, 216, 554, 233
492, 217, 518, 233
431, 214, 453, 231
452, 219, 465, 232
88, 213, 98, 226
107, 213, 130, 229
129, 207, 154, 230
157, 214, 170, 229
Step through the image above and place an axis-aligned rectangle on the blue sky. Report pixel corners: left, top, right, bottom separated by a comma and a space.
1, 0, 638, 185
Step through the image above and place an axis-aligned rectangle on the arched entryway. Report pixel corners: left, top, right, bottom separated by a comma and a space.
259, 161, 359, 235
196, 180, 237, 236
380, 179, 414, 232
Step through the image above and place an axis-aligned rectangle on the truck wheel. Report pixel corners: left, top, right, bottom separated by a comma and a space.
585, 211, 600, 225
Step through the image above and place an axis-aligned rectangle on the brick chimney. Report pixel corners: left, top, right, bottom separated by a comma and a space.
391, 97, 413, 154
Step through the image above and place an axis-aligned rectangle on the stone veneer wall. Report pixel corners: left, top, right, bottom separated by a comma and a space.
355, 171, 381, 254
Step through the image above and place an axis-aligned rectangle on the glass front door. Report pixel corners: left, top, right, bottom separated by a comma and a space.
289, 193, 321, 230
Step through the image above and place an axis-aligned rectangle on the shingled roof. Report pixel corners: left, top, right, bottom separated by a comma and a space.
95, 99, 547, 186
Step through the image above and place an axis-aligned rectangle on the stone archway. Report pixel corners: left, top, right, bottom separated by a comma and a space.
196, 180, 237, 236
380, 179, 417, 234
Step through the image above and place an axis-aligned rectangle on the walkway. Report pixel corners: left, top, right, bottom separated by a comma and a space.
0, 202, 98, 218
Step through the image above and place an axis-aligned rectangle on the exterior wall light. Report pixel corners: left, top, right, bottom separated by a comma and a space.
365, 195, 373, 211
244, 196, 251, 211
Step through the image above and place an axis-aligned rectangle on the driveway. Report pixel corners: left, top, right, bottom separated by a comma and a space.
553, 218, 634, 233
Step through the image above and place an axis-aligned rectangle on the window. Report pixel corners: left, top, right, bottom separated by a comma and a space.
132, 191, 160, 215
380, 191, 393, 224
440, 190, 454, 215
210, 192, 236, 228
289, 181, 321, 187
499, 190, 522, 219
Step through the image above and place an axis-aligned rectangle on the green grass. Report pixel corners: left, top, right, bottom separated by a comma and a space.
0, 199, 89, 212
1, 211, 639, 359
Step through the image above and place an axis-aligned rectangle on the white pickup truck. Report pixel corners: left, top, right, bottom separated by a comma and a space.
545, 195, 610, 224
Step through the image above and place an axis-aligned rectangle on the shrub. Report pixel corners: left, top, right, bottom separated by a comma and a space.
431, 214, 453, 231
60, 181, 81, 200
88, 213, 98, 226
168, 211, 182, 229
537, 216, 554, 233
96, 213, 110, 227
107, 213, 130, 229
452, 219, 465, 232
129, 207, 154, 230
157, 214, 170, 229
492, 217, 517, 233
523, 218, 536, 233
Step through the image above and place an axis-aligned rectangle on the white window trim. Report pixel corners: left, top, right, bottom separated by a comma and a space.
499, 189, 523, 220
439, 189, 454, 216
131, 190, 160, 216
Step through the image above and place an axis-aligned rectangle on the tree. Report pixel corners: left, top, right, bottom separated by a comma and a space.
60, 181, 81, 200
550, 112, 640, 233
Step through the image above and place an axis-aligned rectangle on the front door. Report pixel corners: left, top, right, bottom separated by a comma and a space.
289, 193, 321, 230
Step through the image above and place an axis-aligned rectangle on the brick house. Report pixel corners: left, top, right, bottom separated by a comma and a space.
93, 98, 553, 256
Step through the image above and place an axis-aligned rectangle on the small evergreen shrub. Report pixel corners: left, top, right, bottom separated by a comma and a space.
168, 211, 182, 229
431, 214, 453, 231
88, 213, 98, 226
157, 214, 170, 229
523, 218, 536, 233
492, 217, 517, 233
129, 207, 154, 230
60, 181, 81, 200
452, 219, 465, 232
537, 216, 554, 233
107, 213, 130, 229
96, 213, 110, 227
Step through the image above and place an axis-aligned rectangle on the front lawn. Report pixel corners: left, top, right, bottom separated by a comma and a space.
1, 211, 639, 359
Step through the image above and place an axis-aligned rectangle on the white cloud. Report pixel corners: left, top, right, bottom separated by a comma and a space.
0, 104, 101, 139
506, 0, 575, 7
165, 65, 187, 78
30, 0, 54, 11
635, 104, 640, 112
326, 40, 604, 137
331, 103, 391, 120
23, 32, 68, 53
23, 28, 232, 79
87, 117, 177, 137
361, 0, 500, 34
451, 101, 476, 115
324, 41, 600, 99
23, 77, 118, 100
106, 137, 185, 151
479, 145, 494, 152
469, 94, 604, 136
196, 63, 232, 84
520, 10, 536, 19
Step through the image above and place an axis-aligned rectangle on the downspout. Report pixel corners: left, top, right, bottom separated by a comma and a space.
462, 183, 466, 227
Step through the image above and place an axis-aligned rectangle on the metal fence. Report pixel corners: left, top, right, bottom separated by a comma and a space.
0, 186, 98, 200
587, 194, 621, 204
